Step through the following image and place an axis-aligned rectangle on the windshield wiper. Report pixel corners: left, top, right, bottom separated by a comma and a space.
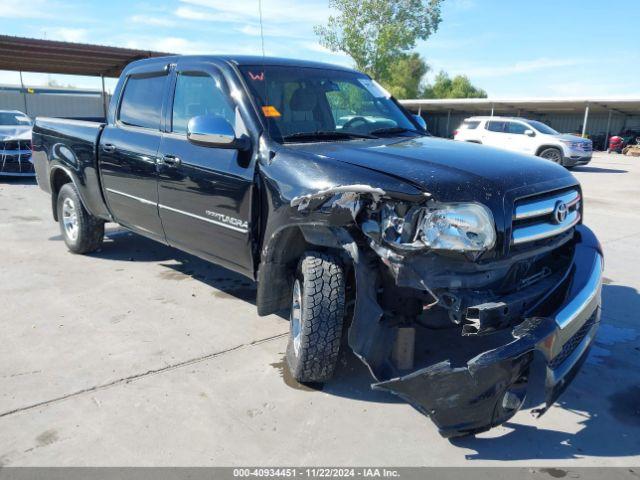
369, 126, 425, 137
281, 130, 375, 142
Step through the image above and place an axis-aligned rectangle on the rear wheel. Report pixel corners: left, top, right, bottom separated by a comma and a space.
57, 183, 104, 254
539, 147, 564, 165
286, 251, 346, 384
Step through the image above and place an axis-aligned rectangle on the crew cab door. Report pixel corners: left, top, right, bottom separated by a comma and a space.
99, 67, 169, 242
156, 61, 255, 276
505, 121, 537, 154
482, 120, 508, 149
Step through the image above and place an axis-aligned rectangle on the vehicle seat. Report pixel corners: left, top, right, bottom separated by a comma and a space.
281, 87, 321, 135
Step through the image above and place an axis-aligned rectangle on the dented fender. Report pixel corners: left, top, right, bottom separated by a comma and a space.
256, 147, 601, 438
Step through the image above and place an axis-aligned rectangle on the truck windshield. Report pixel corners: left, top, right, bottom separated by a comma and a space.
239, 65, 420, 143
0, 112, 31, 126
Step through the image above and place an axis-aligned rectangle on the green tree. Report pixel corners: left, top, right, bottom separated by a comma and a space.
314, 0, 443, 81
422, 71, 487, 99
382, 52, 429, 99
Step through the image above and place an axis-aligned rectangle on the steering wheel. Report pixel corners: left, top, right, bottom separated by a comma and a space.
342, 116, 370, 130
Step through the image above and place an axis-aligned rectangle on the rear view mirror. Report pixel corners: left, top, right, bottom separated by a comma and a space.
413, 114, 428, 132
524, 129, 536, 137
187, 115, 248, 149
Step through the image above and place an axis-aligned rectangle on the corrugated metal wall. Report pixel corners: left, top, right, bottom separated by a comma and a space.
0, 91, 110, 118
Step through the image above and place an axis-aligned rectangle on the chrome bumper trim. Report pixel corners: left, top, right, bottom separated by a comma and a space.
555, 253, 603, 329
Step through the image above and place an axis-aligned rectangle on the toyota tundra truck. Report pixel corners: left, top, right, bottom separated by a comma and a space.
32, 55, 603, 438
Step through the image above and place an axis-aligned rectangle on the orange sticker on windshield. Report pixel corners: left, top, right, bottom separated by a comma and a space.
262, 106, 281, 117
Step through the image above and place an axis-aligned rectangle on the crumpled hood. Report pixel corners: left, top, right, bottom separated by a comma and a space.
290, 136, 576, 204
0, 125, 32, 141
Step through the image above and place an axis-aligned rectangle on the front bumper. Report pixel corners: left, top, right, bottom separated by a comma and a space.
359, 225, 603, 437
563, 152, 592, 166
0, 151, 35, 176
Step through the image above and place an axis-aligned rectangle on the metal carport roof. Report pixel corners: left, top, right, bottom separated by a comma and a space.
400, 98, 640, 116
0, 35, 171, 78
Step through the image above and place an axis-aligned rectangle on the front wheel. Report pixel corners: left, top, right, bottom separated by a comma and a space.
539, 147, 564, 165
57, 183, 105, 254
286, 251, 346, 384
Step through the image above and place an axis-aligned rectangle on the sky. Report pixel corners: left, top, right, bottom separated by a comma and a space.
0, 0, 639, 98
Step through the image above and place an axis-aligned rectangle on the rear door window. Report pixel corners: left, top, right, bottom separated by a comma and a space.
461, 120, 480, 129
119, 74, 167, 129
486, 121, 506, 133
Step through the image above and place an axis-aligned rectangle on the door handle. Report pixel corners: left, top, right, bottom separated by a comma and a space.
161, 155, 182, 167
102, 143, 116, 153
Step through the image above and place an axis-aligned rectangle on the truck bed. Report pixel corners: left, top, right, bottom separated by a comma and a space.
32, 117, 111, 220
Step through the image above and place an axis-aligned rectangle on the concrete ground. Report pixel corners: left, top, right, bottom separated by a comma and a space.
0, 152, 639, 466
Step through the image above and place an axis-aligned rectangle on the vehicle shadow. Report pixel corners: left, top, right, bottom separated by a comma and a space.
0, 176, 37, 185
323, 348, 404, 404
57, 229, 640, 439
66, 227, 399, 403
571, 166, 628, 174
54, 227, 263, 307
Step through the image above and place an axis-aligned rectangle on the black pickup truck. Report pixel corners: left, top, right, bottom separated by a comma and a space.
32, 55, 603, 437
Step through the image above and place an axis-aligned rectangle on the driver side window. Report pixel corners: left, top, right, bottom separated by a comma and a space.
172, 71, 236, 134
505, 122, 528, 135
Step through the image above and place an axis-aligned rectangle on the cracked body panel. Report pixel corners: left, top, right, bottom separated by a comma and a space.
267, 169, 602, 437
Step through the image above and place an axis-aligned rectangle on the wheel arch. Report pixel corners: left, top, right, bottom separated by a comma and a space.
255, 223, 350, 316
535, 144, 563, 156
50, 166, 77, 221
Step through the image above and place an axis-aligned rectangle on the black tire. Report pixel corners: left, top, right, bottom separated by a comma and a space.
286, 251, 346, 384
57, 183, 104, 254
539, 147, 564, 165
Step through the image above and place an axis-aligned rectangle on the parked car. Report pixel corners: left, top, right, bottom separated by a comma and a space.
0, 110, 33, 176
454, 116, 593, 168
32, 55, 602, 438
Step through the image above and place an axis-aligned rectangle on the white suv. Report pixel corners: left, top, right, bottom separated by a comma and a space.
453, 116, 592, 168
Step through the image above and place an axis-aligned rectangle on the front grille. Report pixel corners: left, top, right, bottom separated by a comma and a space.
512, 188, 581, 245
0, 140, 33, 174
548, 309, 597, 369
577, 142, 592, 152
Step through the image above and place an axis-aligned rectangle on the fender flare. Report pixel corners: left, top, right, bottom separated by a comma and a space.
255, 222, 352, 316
49, 164, 91, 221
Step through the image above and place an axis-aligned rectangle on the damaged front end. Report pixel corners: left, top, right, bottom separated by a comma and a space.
292, 185, 603, 438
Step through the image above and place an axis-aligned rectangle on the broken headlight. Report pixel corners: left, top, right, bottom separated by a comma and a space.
419, 203, 496, 252
372, 202, 496, 253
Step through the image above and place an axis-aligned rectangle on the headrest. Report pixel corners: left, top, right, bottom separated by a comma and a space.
290, 87, 317, 111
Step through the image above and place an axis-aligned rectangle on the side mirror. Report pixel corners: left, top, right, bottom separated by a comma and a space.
413, 114, 428, 132
187, 115, 248, 149
524, 129, 535, 137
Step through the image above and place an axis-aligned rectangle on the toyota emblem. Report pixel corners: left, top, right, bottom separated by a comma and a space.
553, 201, 568, 224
